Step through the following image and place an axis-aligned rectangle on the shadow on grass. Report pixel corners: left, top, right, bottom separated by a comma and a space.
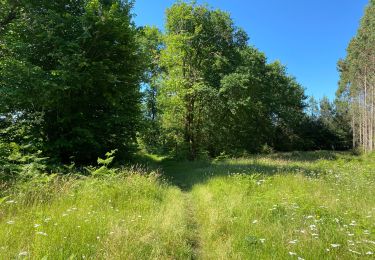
134, 151, 343, 191
267, 151, 338, 162
160, 158, 324, 191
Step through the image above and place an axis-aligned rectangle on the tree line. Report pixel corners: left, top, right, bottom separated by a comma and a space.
338, 0, 375, 153
0, 0, 357, 170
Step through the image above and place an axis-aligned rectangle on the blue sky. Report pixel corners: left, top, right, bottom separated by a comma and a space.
133, 0, 369, 100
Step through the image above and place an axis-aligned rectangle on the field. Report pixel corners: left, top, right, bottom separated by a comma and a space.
0, 151, 374, 259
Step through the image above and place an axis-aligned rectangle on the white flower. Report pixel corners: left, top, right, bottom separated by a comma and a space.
348, 249, 361, 255
309, 224, 317, 231
34, 224, 41, 228
298, 257, 305, 260
259, 238, 266, 243
331, 244, 340, 248
252, 220, 258, 224
366, 251, 374, 255
289, 239, 298, 244
36, 231, 47, 236
18, 251, 28, 256
6, 220, 15, 225
289, 252, 297, 256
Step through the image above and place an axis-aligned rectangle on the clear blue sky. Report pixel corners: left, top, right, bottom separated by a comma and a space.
134, 0, 369, 100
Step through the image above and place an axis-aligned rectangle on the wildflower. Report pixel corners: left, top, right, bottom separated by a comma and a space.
252, 220, 258, 224
347, 240, 355, 246
289, 252, 297, 256
306, 215, 314, 219
331, 244, 340, 248
44, 217, 51, 223
6, 220, 15, 225
364, 230, 370, 235
36, 232, 47, 236
297, 257, 305, 260
366, 251, 374, 255
348, 249, 361, 255
18, 251, 28, 257
309, 224, 317, 231
289, 239, 298, 244
34, 224, 40, 228
259, 238, 266, 243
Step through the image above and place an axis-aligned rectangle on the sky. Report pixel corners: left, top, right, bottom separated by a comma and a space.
133, 0, 369, 100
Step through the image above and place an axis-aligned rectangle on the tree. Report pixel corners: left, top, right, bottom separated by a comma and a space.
338, 0, 375, 152
159, 2, 247, 159
0, 0, 143, 164
137, 26, 164, 152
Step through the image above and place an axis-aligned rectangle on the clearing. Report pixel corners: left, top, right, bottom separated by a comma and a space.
1, 151, 374, 259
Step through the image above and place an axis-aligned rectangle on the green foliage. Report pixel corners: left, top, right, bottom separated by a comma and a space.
91, 150, 118, 176
0, 113, 47, 181
159, 2, 248, 160
297, 96, 352, 151
0, 0, 143, 164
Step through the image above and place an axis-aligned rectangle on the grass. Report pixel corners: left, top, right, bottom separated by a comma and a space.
0, 151, 374, 259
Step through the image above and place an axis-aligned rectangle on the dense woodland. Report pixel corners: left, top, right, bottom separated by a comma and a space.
0, 0, 372, 175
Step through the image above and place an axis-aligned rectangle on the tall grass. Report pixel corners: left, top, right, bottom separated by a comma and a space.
0, 171, 192, 259
0, 151, 374, 259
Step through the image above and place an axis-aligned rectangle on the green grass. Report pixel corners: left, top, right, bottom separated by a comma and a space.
1, 151, 374, 259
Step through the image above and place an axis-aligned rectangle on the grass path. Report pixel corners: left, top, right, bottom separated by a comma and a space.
183, 192, 201, 260
159, 151, 375, 259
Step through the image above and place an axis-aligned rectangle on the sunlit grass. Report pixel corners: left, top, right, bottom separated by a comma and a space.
0, 151, 374, 259
188, 152, 375, 259
0, 172, 192, 259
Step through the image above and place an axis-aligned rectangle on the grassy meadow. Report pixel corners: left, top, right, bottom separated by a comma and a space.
1, 151, 375, 259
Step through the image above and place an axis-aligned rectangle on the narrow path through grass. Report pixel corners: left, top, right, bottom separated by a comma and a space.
183, 192, 201, 260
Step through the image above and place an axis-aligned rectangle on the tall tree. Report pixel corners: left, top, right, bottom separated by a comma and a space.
159, 2, 247, 159
138, 26, 164, 151
338, 0, 375, 152
0, 0, 143, 164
